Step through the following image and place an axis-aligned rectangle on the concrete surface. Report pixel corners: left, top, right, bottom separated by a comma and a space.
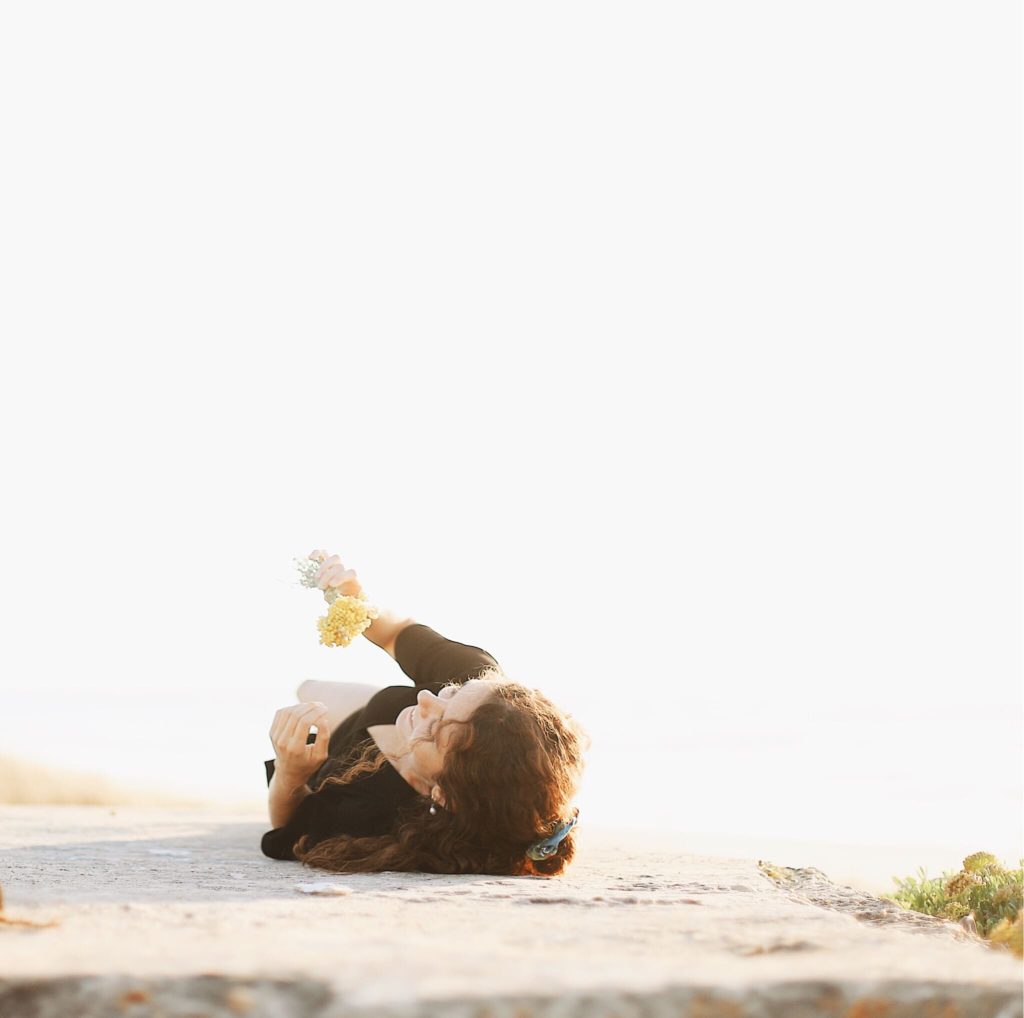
0, 806, 1020, 1017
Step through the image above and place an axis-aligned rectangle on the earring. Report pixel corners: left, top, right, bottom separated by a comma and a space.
429, 803, 438, 816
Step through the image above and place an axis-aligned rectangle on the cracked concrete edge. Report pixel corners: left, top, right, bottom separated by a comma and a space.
756, 860, 992, 946
1, 976, 1022, 1018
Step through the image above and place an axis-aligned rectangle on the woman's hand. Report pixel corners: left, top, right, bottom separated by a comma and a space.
269, 701, 330, 786
308, 550, 364, 597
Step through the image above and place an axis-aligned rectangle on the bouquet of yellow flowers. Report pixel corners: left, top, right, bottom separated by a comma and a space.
296, 551, 379, 648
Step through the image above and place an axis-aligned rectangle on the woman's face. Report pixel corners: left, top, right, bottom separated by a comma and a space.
395, 679, 494, 795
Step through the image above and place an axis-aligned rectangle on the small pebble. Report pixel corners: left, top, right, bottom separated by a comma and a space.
294, 882, 354, 896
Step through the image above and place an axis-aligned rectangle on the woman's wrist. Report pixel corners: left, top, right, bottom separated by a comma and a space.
270, 765, 312, 795
268, 770, 312, 827
364, 610, 416, 656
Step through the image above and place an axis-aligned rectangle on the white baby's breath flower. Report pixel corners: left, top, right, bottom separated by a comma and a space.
295, 557, 322, 589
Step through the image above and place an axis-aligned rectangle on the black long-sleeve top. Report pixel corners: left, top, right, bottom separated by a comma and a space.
260, 624, 501, 861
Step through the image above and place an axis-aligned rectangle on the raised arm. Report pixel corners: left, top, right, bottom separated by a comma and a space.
310, 551, 498, 678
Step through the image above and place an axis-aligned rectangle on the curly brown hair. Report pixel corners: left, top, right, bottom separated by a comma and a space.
293, 669, 590, 876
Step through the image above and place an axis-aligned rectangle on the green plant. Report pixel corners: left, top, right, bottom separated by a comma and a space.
885, 852, 1023, 957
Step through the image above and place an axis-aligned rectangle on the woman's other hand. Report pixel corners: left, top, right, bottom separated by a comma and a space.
269, 702, 330, 786
311, 552, 364, 597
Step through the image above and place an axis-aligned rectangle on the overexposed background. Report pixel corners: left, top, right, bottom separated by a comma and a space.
1, 2, 1020, 892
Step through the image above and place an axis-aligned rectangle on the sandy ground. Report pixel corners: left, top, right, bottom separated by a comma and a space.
0, 805, 1020, 1017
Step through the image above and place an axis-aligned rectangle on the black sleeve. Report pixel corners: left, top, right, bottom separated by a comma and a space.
260, 784, 376, 861
393, 624, 502, 688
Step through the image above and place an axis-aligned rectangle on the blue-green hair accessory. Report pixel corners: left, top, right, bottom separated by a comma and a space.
525, 809, 579, 861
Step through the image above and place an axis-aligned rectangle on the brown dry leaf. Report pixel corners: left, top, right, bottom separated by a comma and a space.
0, 914, 60, 929
0, 881, 60, 930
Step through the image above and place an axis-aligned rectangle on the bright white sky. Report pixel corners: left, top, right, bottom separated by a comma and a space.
1, 2, 1020, 868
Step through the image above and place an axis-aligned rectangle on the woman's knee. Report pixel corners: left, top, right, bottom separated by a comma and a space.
296, 678, 383, 705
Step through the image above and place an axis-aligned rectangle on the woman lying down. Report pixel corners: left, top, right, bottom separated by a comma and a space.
262, 551, 589, 876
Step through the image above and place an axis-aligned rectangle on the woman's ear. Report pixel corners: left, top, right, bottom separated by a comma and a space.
430, 784, 446, 809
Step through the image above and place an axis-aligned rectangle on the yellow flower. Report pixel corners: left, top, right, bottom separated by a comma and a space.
963, 852, 1001, 874
316, 594, 379, 648
944, 872, 978, 897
